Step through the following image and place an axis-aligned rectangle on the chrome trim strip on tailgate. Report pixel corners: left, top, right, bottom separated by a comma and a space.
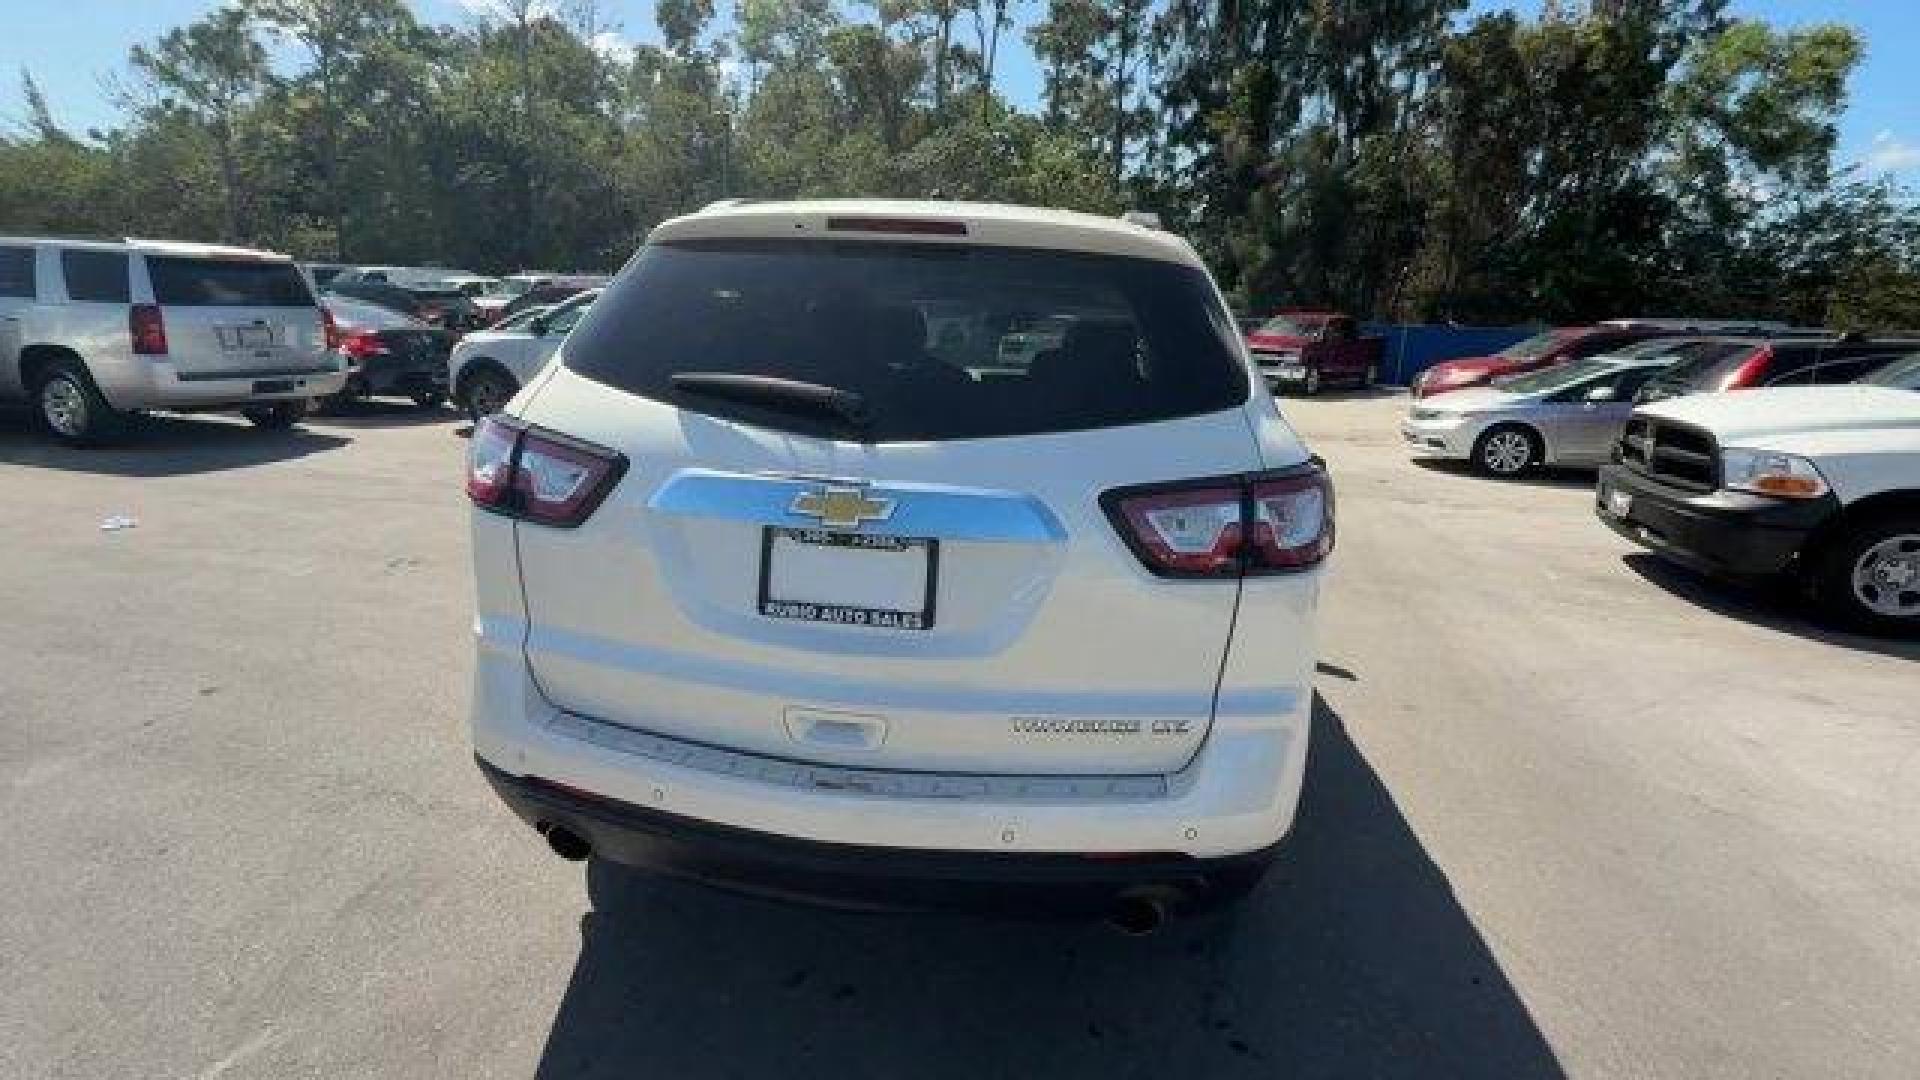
549, 711, 1171, 803
649, 468, 1067, 544
175, 366, 337, 382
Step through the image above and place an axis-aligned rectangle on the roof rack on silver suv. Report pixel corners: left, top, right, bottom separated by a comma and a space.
1119, 211, 1164, 230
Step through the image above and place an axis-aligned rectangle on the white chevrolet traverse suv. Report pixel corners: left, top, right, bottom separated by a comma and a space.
466, 201, 1332, 925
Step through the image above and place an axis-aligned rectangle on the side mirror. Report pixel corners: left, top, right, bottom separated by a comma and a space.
1584, 385, 1617, 403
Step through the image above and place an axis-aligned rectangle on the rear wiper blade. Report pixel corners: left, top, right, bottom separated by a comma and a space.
669, 372, 874, 431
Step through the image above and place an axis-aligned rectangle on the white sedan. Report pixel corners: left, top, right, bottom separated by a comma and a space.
448, 288, 600, 419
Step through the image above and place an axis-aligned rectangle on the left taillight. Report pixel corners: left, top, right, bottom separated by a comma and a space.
1102, 462, 1334, 579
129, 304, 168, 355
322, 307, 341, 352
466, 414, 627, 528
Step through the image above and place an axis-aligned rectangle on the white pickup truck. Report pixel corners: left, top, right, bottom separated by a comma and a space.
1596, 354, 1920, 636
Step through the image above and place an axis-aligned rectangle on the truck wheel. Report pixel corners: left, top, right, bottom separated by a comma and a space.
34, 358, 124, 446
1813, 514, 1920, 637
242, 401, 308, 430
1473, 424, 1538, 477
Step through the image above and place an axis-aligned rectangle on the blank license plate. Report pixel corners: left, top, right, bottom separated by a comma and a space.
220, 325, 274, 350
759, 528, 937, 630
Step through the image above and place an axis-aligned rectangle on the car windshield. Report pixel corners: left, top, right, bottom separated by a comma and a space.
1256, 315, 1309, 337
564, 238, 1248, 442
1495, 360, 1615, 395
1863, 353, 1920, 390
1496, 331, 1568, 359
493, 305, 550, 331
1656, 344, 1764, 388
325, 296, 424, 330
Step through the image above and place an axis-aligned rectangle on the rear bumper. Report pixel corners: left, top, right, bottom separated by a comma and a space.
350, 355, 450, 396
479, 755, 1277, 914
468, 622, 1309, 909
96, 357, 346, 410
1596, 464, 1835, 578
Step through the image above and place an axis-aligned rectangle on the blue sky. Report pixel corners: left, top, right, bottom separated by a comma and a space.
3, 0, 1915, 181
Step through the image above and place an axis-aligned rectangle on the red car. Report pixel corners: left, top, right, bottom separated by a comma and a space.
1245, 309, 1386, 395
1412, 325, 1673, 398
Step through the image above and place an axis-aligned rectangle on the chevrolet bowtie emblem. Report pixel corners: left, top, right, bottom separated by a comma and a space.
790, 487, 895, 530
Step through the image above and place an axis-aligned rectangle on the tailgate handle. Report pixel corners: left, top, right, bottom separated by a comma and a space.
784, 708, 887, 751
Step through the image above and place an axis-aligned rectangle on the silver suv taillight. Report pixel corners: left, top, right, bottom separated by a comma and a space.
466, 414, 627, 528
1101, 462, 1334, 578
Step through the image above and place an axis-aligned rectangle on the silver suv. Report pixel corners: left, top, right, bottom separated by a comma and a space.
0, 237, 343, 444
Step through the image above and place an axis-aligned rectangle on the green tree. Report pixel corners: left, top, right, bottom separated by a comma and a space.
245, 0, 419, 259
130, 8, 271, 242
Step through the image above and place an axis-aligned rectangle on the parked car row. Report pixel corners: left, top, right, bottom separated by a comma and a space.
1398, 324, 1920, 636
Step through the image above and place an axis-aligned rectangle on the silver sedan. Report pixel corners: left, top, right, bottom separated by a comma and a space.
1400, 355, 1676, 476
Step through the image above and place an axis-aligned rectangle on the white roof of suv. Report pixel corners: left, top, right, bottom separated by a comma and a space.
0, 235, 293, 261
653, 199, 1200, 267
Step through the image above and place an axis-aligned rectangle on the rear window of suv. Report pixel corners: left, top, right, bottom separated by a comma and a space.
562, 238, 1249, 442
148, 257, 313, 307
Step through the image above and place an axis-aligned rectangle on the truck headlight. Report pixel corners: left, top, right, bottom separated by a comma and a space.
1720, 449, 1830, 499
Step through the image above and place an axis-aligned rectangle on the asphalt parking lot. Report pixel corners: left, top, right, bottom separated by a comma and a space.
3, 393, 1917, 1080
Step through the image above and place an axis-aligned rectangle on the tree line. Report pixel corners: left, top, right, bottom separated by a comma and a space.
2, 0, 1916, 329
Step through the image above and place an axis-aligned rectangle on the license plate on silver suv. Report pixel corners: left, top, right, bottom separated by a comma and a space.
758, 528, 938, 630
218, 325, 274, 350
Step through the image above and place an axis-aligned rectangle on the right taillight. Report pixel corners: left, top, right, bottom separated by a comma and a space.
466, 414, 626, 528
1103, 462, 1334, 579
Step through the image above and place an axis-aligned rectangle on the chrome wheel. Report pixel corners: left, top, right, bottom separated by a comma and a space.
1851, 533, 1920, 620
1480, 429, 1533, 475
40, 376, 87, 437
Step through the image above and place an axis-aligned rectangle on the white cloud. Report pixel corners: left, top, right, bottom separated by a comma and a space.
591, 31, 635, 66
1862, 129, 1920, 174
441, 0, 563, 23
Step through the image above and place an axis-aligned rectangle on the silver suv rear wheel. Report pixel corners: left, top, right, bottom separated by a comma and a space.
34, 359, 122, 446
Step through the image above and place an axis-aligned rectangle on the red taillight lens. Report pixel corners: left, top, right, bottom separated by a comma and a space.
1248, 471, 1335, 569
1107, 484, 1245, 575
466, 414, 626, 528
338, 330, 388, 360
129, 304, 168, 355
1102, 463, 1333, 578
1718, 346, 1772, 391
322, 307, 341, 352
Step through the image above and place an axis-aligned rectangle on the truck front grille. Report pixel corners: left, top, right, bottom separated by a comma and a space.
1618, 417, 1718, 491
